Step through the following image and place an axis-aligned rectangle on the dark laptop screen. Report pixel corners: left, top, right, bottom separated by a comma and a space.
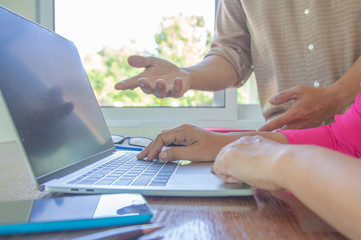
0, 7, 114, 179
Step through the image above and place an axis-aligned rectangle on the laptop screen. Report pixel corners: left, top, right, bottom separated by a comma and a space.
0, 7, 115, 179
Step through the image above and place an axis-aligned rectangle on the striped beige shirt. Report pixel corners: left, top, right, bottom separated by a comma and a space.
207, 0, 361, 121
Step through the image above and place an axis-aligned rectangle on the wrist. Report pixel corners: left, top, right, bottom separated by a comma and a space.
182, 67, 196, 90
324, 83, 352, 116
270, 145, 300, 190
327, 56, 361, 112
272, 145, 325, 191
184, 55, 238, 91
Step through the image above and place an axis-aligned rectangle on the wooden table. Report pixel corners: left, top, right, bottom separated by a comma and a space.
0, 141, 346, 240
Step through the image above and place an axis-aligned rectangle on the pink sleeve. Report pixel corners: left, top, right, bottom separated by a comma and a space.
279, 93, 361, 158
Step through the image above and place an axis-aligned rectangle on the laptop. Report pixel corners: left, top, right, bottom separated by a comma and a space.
0, 6, 254, 197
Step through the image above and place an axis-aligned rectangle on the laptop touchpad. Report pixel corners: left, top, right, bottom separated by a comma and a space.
176, 161, 212, 175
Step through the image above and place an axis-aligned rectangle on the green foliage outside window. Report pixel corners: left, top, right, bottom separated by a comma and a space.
85, 14, 214, 107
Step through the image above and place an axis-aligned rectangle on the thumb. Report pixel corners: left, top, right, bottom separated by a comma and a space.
114, 77, 140, 90
270, 88, 300, 105
114, 56, 150, 90
224, 175, 242, 184
258, 111, 292, 131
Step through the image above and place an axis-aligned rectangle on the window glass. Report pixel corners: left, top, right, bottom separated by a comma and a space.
238, 73, 259, 104
54, 0, 216, 107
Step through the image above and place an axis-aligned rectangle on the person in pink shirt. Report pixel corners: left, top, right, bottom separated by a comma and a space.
279, 93, 361, 158
137, 89, 361, 239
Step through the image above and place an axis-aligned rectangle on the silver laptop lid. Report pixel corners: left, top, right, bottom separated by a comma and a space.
0, 6, 115, 185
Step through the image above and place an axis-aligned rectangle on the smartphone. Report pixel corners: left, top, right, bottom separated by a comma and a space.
0, 193, 153, 235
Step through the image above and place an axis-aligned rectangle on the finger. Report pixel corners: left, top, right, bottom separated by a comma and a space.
269, 87, 300, 105
114, 77, 140, 90
213, 169, 241, 183
224, 175, 242, 184
127, 55, 155, 68
139, 78, 154, 95
258, 112, 294, 131
136, 143, 152, 160
115, 56, 159, 90
171, 78, 183, 98
281, 119, 316, 130
155, 79, 168, 98
145, 133, 183, 161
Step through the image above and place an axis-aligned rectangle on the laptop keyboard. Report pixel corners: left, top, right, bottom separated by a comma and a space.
68, 152, 177, 187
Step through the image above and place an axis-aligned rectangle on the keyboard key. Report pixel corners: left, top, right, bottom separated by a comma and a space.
78, 180, 97, 185
113, 179, 133, 186
131, 177, 152, 186
94, 179, 116, 185
103, 176, 119, 180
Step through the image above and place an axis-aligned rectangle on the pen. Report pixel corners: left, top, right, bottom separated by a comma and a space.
73, 224, 163, 240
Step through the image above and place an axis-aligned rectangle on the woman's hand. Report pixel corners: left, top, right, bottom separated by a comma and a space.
213, 135, 289, 191
137, 124, 239, 162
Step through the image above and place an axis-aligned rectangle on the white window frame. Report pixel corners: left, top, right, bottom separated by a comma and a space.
38, 0, 264, 130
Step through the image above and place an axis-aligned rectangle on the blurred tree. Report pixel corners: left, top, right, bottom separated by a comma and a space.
83, 14, 213, 107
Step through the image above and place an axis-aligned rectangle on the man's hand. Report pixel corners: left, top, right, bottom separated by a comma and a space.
259, 85, 343, 131
137, 124, 238, 162
114, 55, 192, 98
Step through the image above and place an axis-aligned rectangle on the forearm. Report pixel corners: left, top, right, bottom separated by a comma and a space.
185, 55, 239, 91
274, 146, 361, 239
279, 126, 335, 150
226, 131, 289, 144
192, 130, 288, 161
327, 55, 361, 114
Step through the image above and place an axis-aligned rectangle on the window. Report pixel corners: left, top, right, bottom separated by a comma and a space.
54, 0, 217, 107
40, 0, 263, 128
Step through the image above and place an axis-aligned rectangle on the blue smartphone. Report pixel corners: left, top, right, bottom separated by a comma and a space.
0, 193, 153, 235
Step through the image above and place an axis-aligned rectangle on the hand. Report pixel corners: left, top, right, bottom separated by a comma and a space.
137, 124, 237, 162
212, 136, 285, 191
259, 85, 342, 131
114, 55, 192, 98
